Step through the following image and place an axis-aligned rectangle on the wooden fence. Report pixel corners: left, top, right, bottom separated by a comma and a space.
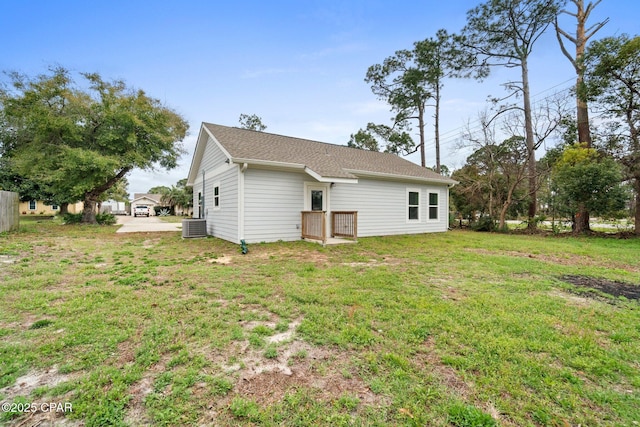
331, 211, 357, 240
301, 211, 326, 243
0, 191, 20, 233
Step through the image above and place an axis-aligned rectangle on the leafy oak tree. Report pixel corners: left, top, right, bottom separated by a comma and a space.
0, 67, 188, 223
551, 143, 629, 226
583, 34, 640, 234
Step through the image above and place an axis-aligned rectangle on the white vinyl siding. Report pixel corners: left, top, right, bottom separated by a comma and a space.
331, 178, 449, 236
243, 168, 306, 243
192, 136, 238, 241
200, 136, 228, 172
205, 167, 237, 242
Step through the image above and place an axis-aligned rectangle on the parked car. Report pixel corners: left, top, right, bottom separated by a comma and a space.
134, 205, 150, 217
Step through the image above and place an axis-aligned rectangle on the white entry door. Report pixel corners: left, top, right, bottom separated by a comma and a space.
304, 183, 329, 212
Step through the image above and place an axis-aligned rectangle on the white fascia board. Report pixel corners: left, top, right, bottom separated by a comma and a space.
304, 167, 357, 184
186, 124, 234, 187
186, 126, 208, 186
345, 169, 457, 186
231, 158, 306, 171
230, 158, 357, 183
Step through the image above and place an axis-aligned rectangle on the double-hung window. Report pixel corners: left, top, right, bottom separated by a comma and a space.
407, 189, 420, 221
213, 184, 220, 209
428, 192, 439, 220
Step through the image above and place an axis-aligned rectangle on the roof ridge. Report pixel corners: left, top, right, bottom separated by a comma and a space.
201, 122, 456, 185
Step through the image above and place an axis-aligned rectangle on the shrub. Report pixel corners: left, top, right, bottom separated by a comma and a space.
96, 213, 117, 225
63, 213, 116, 225
153, 205, 174, 216
471, 216, 496, 232
62, 213, 82, 224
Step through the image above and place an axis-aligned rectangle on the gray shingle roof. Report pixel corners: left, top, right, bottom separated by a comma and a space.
203, 123, 456, 185
132, 193, 162, 203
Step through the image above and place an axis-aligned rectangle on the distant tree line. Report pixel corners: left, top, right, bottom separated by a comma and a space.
352, 0, 638, 235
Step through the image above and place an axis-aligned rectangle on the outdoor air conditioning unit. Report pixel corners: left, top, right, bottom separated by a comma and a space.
182, 219, 207, 238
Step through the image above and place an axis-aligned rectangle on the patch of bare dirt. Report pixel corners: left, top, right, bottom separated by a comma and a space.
560, 275, 640, 301
0, 366, 82, 427
413, 337, 510, 426
209, 254, 233, 265
215, 308, 387, 416
141, 238, 160, 249
122, 356, 170, 427
547, 290, 594, 307
340, 256, 408, 268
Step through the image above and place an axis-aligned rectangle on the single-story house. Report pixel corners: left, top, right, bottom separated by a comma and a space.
19, 200, 84, 216
130, 194, 162, 216
186, 123, 457, 244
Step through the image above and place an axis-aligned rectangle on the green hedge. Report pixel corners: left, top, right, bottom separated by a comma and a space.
62, 213, 117, 225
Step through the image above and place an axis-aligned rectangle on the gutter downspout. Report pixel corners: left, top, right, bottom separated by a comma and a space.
201, 170, 205, 219
238, 163, 248, 244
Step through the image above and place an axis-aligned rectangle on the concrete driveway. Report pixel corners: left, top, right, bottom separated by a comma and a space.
116, 215, 182, 233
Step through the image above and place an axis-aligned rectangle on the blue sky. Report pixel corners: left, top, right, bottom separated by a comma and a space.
1, 0, 637, 195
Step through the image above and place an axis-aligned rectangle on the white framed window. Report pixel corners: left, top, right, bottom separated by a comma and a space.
428, 192, 439, 220
213, 183, 220, 209
29, 200, 37, 210
407, 189, 420, 222
51, 204, 59, 210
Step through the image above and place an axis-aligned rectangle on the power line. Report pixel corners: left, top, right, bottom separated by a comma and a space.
425, 79, 576, 153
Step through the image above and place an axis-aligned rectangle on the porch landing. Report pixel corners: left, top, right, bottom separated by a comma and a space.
303, 237, 357, 246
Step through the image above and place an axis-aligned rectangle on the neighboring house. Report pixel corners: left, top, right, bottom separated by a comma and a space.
19, 200, 83, 215
186, 123, 457, 244
130, 194, 163, 216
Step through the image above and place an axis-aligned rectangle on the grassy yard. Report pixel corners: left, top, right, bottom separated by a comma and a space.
0, 221, 638, 426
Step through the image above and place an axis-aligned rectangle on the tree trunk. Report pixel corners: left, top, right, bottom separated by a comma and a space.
635, 179, 640, 236
575, 19, 592, 233
555, 0, 607, 233
576, 88, 592, 146
82, 196, 98, 224
78, 167, 131, 224
522, 58, 537, 230
498, 201, 509, 231
59, 202, 69, 215
418, 105, 426, 167
573, 202, 590, 234
434, 83, 441, 174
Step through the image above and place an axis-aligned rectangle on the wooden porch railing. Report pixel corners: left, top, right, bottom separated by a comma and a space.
301, 211, 326, 243
331, 211, 358, 241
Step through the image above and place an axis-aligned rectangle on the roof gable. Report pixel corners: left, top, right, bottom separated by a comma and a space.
188, 123, 456, 186
132, 193, 162, 203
